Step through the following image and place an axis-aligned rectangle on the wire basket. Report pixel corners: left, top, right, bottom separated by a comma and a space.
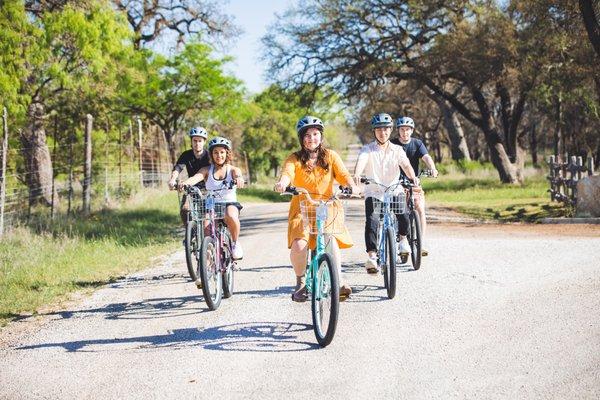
300, 200, 347, 234
189, 193, 226, 220
373, 191, 407, 216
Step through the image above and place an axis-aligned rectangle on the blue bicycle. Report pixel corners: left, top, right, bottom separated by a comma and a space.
360, 178, 406, 299
283, 185, 353, 347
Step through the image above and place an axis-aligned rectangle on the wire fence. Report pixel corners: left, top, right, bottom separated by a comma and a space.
0, 108, 177, 236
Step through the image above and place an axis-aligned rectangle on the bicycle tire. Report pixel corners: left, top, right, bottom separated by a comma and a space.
384, 226, 397, 298
221, 229, 234, 299
311, 252, 340, 347
199, 236, 223, 310
184, 220, 199, 281
409, 211, 422, 270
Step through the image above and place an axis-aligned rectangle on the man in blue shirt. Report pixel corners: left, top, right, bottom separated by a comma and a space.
391, 116, 439, 256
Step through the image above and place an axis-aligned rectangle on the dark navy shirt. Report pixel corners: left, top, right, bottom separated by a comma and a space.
390, 137, 428, 176
173, 149, 210, 177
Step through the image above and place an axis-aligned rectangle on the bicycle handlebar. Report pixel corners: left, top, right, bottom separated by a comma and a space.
282, 185, 356, 204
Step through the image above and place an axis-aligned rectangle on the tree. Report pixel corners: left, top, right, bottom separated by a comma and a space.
1, 0, 134, 206
121, 41, 244, 163
113, 0, 239, 49
263, 0, 591, 183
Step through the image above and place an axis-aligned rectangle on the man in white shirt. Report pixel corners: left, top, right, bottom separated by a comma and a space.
354, 113, 419, 273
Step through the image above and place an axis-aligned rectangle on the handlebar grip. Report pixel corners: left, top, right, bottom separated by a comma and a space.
284, 186, 299, 195
338, 185, 353, 195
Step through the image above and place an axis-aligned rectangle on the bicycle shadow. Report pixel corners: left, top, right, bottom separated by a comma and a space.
345, 284, 388, 303
17, 321, 319, 353
234, 286, 295, 298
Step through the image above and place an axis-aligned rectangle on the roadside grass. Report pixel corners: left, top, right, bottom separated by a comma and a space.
237, 186, 289, 203
0, 190, 181, 326
423, 164, 570, 222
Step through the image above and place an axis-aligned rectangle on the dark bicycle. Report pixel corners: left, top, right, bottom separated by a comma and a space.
399, 170, 434, 270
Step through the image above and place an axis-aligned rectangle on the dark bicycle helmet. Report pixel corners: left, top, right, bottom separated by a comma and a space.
188, 126, 208, 139
208, 136, 232, 151
371, 113, 394, 128
396, 116, 415, 129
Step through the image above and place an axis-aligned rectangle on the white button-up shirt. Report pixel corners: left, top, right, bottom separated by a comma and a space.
356, 141, 408, 201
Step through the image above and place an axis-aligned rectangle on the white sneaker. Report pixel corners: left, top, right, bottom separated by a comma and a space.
365, 255, 378, 273
398, 237, 411, 255
232, 242, 243, 260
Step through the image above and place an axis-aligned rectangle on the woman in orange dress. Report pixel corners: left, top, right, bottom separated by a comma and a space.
274, 116, 358, 302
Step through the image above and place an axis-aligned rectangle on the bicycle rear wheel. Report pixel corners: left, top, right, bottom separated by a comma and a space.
221, 229, 234, 299
409, 211, 422, 270
199, 236, 223, 310
311, 253, 340, 347
184, 220, 200, 281
383, 226, 397, 298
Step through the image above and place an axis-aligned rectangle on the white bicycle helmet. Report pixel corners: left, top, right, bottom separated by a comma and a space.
208, 136, 232, 151
296, 115, 324, 134
371, 113, 394, 128
396, 116, 415, 129
188, 126, 208, 139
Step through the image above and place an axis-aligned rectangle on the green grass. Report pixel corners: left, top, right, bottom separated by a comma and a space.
0, 189, 181, 326
237, 186, 290, 203
423, 170, 571, 222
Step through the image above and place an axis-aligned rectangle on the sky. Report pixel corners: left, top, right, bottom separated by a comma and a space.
223, 0, 294, 95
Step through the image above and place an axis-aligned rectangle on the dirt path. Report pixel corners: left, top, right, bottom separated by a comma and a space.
1, 202, 599, 399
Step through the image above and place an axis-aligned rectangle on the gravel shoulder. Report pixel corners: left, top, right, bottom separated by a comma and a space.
1, 202, 599, 399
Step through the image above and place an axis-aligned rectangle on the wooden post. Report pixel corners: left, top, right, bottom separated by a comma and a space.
129, 119, 134, 185
67, 130, 74, 215
587, 157, 595, 176
51, 114, 58, 219
137, 117, 143, 188
0, 107, 9, 236
156, 125, 163, 186
118, 127, 122, 194
83, 114, 93, 215
548, 155, 555, 202
150, 125, 156, 187
104, 121, 109, 206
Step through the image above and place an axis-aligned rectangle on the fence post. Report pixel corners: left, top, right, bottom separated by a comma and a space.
83, 114, 93, 215
67, 130, 74, 215
137, 116, 143, 189
51, 114, 57, 219
156, 126, 163, 186
104, 121, 109, 206
0, 107, 8, 236
587, 157, 595, 176
118, 127, 122, 194
548, 155, 555, 202
129, 119, 134, 185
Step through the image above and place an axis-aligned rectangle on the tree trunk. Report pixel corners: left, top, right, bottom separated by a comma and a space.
529, 122, 538, 167
19, 102, 54, 207
482, 119, 521, 183
578, 0, 600, 59
438, 100, 471, 161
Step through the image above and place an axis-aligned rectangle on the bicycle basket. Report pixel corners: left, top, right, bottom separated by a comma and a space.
189, 193, 226, 220
299, 200, 347, 234
373, 190, 407, 216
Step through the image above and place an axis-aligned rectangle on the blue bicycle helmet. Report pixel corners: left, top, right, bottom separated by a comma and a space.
188, 126, 208, 139
371, 113, 394, 128
395, 116, 415, 129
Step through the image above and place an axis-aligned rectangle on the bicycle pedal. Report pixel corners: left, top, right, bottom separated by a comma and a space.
194, 279, 203, 289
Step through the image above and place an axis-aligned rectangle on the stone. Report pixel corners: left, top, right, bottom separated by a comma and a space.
576, 176, 600, 217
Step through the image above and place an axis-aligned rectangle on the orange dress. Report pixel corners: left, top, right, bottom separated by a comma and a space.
281, 149, 354, 249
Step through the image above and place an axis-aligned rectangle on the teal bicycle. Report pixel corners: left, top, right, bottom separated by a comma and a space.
284, 185, 353, 347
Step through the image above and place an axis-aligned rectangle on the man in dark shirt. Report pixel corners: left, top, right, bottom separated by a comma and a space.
391, 116, 439, 256
168, 126, 211, 224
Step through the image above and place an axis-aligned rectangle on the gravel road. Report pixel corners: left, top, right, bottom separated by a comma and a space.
1, 202, 599, 399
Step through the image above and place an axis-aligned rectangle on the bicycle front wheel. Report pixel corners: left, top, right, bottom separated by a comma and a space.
383, 226, 397, 299
311, 253, 340, 347
199, 236, 223, 310
409, 211, 422, 270
184, 220, 200, 282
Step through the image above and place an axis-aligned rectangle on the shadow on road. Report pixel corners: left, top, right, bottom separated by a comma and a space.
17, 321, 320, 353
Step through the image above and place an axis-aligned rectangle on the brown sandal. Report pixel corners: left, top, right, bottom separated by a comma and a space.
339, 284, 352, 301
291, 285, 308, 302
